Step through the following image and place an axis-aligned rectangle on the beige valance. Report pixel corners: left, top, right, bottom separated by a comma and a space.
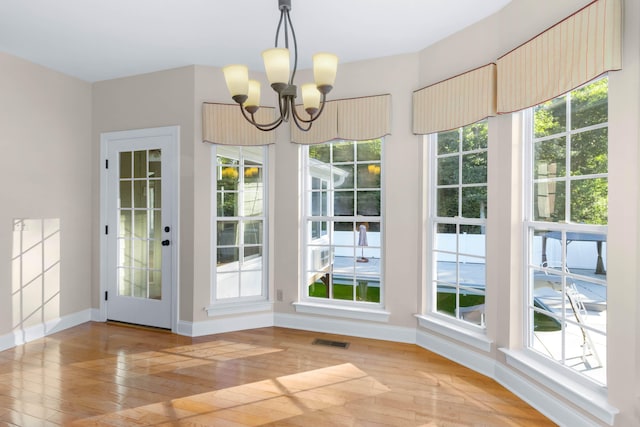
291, 94, 391, 144
202, 102, 277, 145
412, 64, 497, 135
497, 0, 622, 113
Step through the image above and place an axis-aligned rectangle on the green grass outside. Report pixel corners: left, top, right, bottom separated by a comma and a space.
309, 283, 561, 331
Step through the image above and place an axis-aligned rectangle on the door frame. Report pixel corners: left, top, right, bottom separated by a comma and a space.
99, 126, 180, 332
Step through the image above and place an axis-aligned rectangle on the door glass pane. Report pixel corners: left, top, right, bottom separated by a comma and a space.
118, 149, 163, 301
148, 149, 162, 177
134, 181, 147, 208
134, 150, 147, 178
120, 152, 132, 179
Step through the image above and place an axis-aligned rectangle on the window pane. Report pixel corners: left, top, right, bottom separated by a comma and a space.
534, 180, 566, 222
218, 166, 239, 190
461, 187, 487, 219
133, 181, 146, 208
437, 156, 459, 185
356, 139, 381, 161
333, 141, 354, 162
533, 96, 566, 138
216, 272, 239, 298
217, 221, 239, 246
334, 165, 354, 189
570, 178, 608, 224
309, 144, 330, 162
534, 137, 566, 179
437, 188, 458, 217
570, 128, 608, 176
334, 191, 354, 216
357, 164, 381, 189
462, 122, 488, 151
437, 130, 459, 154
244, 220, 262, 245
217, 192, 238, 217
571, 79, 608, 129
243, 176, 263, 217
461, 152, 487, 184
356, 191, 380, 216
217, 247, 239, 267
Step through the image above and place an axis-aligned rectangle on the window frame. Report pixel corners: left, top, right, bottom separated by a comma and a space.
209, 145, 269, 309
300, 139, 385, 311
522, 77, 609, 388
426, 121, 489, 333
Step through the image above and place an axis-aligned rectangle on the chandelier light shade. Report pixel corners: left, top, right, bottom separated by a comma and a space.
222, 0, 338, 132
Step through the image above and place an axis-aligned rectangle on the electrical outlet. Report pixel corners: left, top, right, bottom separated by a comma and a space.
276, 289, 283, 301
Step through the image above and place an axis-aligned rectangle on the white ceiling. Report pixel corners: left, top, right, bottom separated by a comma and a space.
0, 0, 512, 82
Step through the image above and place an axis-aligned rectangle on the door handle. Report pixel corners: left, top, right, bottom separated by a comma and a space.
162, 240, 170, 246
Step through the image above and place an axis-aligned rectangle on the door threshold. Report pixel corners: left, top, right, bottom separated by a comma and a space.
106, 320, 172, 333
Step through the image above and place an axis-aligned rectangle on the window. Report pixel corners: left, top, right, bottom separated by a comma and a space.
429, 120, 488, 328
524, 77, 608, 385
302, 139, 383, 305
212, 145, 267, 303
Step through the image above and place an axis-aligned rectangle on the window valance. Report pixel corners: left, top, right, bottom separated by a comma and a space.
412, 64, 497, 135
497, 0, 622, 113
202, 102, 276, 146
291, 94, 391, 144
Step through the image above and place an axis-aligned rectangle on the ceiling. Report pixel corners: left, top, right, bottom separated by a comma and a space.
0, 0, 512, 83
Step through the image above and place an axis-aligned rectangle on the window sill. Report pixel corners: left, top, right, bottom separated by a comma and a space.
500, 348, 618, 426
415, 313, 492, 352
293, 301, 390, 323
205, 301, 273, 317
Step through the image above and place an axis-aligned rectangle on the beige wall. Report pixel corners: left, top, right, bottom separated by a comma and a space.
0, 52, 92, 336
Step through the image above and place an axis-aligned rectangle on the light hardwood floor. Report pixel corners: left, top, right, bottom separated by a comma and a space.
0, 322, 556, 426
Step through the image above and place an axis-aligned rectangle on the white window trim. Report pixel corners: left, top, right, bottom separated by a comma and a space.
293, 301, 390, 323
210, 145, 269, 309
205, 300, 273, 317
416, 313, 492, 352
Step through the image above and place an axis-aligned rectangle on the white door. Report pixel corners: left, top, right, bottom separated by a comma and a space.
102, 127, 178, 329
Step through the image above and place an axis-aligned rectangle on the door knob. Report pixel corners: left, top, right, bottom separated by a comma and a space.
162, 240, 170, 246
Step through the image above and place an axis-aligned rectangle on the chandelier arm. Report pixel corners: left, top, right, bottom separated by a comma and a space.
291, 98, 313, 132
290, 92, 327, 124
285, 10, 298, 85
238, 104, 285, 131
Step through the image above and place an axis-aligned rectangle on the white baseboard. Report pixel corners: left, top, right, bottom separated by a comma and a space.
0, 309, 93, 352
274, 312, 416, 343
416, 328, 496, 378
494, 363, 601, 427
177, 312, 275, 337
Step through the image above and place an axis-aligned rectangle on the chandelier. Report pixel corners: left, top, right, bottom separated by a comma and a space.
222, 0, 338, 132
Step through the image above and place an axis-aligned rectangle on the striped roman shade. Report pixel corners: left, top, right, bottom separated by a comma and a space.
202, 103, 277, 145
291, 94, 391, 144
412, 64, 497, 135
497, 0, 622, 113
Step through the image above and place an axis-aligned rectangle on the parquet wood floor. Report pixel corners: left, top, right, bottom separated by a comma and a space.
0, 322, 556, 426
